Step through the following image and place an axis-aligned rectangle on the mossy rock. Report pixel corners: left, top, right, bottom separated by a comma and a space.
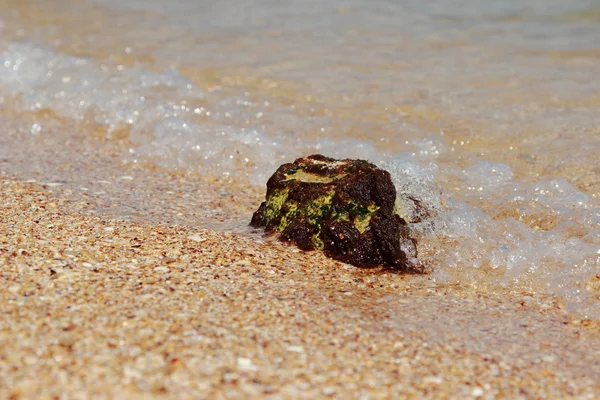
251, 154, 424, 272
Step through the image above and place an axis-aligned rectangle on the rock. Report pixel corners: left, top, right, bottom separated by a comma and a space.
251, 154, 425, 272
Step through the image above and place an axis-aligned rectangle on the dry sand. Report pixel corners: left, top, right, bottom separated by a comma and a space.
2, 176, 600, 399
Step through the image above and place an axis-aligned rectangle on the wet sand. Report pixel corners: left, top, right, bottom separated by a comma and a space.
2, 175, 600, 399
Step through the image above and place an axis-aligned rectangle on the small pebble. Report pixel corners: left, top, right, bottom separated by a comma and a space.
286, 345, 305, 353
237, 358, 256, 371
187, 234, 205, 242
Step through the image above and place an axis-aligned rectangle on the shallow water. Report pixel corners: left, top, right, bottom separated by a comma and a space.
1, 0, 599, 317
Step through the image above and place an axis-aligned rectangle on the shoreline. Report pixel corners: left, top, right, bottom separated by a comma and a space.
2, 177, 600, 398
1, 2, 599, 397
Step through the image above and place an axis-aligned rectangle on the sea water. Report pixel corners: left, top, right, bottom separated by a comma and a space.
0, 0, 599, 317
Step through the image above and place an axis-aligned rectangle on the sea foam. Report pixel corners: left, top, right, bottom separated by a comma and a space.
1, 41, 599, 318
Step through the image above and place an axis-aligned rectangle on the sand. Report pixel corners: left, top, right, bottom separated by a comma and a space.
1, 3, 599, 396
2, 175, 600, 399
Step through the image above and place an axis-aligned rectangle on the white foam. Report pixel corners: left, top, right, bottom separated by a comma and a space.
410, 159, 600, 318
0, 42, 203, 137
0, 42, 397, 185
128, 117, 291, 185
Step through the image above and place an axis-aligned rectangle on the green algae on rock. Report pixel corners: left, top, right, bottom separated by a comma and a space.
251, 154, 426, 272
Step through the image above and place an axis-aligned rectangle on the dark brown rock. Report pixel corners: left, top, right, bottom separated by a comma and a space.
250, 154, 424, 272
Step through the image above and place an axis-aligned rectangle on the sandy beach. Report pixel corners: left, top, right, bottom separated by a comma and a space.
1, 1, 600, 397
2, 175, 600, 399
